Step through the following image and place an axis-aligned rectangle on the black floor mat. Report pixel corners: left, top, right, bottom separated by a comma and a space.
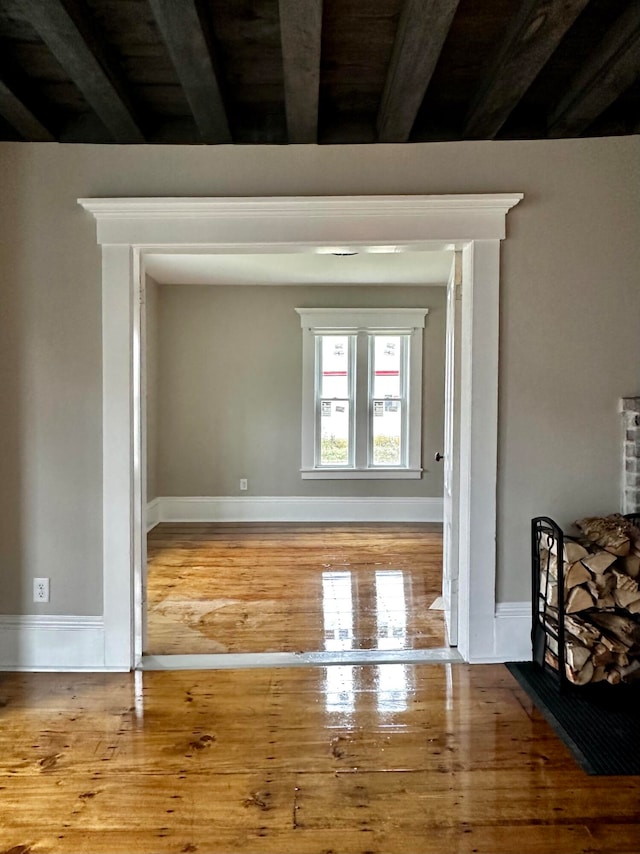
506, 661, 640, 775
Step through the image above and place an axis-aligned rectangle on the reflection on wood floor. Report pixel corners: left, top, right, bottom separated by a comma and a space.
146, 523, 445, 655
0, 664, 638, 853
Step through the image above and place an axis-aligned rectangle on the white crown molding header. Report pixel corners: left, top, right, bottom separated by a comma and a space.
78, 194, 524, 246
78, 194, 525, 219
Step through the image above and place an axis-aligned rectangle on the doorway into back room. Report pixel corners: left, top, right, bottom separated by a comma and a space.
142, 250, 455, 658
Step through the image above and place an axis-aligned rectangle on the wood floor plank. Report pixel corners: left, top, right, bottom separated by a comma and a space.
0, 665, 639, 852
293, 769, 640, 826
146, 523, 446, 655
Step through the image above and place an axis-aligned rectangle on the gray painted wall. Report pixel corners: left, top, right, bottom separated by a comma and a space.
151, 284, 445, 498
0, 137, 638, 614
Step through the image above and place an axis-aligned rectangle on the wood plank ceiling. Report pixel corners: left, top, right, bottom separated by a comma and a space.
0, 0, 638, 145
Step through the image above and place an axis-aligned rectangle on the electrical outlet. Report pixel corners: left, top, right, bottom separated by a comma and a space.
33, 577, 50, 603
240, 478, 248, 491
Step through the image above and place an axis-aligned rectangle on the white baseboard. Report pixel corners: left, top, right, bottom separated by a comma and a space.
146, 496, 161, 531
150, 495, 443, 523
0, 615, 109, 671
489, 602, 531, 663
0, 592, 521, 673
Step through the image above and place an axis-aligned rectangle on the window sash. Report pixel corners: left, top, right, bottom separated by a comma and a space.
315, 334, 355, 468
368, 334, 409, 468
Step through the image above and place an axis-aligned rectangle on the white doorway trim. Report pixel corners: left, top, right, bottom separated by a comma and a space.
79, 194, 523, 669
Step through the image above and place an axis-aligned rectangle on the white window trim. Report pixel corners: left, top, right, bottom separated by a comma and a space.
296, 308, 428, 479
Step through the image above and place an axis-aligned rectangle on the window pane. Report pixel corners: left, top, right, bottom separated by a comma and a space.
325, 665, 356, 716
375, 570, 407, 650
321, 335, 349, 399
376, 664, 409, 713
372, 400, 402, 465
373, 335, 402, 399
320, 400, 350, 465
322, 571, 353, 652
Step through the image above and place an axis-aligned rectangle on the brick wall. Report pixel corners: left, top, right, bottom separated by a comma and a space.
622, 397, 640, 513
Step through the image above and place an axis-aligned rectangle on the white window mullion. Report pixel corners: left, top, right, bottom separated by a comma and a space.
355, 331, 369, 470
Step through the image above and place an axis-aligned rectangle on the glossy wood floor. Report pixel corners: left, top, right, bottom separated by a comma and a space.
146, 523, 446, 655
0, 663, 638, 853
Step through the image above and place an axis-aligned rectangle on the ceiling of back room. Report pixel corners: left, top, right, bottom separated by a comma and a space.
144, 250, 454, 286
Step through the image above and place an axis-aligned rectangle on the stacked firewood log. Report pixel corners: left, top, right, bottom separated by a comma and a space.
539, 514, 640, 685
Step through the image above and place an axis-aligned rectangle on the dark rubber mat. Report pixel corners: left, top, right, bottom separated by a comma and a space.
506, 661, 640, 776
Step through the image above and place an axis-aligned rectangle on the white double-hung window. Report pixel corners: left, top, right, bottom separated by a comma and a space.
295, 308, 428, 479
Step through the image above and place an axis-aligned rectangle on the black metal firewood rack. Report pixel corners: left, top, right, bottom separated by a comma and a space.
531, 514, 640, 691
531, 516, 569, 689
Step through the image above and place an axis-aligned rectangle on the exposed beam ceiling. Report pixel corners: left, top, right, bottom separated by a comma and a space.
278, 0, 323, 143
548, 4, 640, 137
0, 75, 55, 141
147, 0, 231, 144
20, 0, 145, 143
377, 0, 460, 143
464, 0, 590, 140
0, 1, 638, 146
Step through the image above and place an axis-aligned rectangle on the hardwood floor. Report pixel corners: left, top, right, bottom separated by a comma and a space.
146, 523, 446, 655
0, 663, 638, 853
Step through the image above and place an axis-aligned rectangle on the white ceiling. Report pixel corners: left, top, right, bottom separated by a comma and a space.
144, 250, 453, 286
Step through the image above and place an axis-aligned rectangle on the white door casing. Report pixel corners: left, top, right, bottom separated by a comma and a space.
137, 268, 149, 661
79, 194, 523, 669
442, 252, 461, 646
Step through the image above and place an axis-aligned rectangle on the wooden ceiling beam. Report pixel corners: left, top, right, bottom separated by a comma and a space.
464, 0, 590, 139
377, 0, 460, 143
147, 0, 231, 144
278, 0, 322, 143
0, 76, 55, 142
20, 0, 144, 143
548, 5, 640, 137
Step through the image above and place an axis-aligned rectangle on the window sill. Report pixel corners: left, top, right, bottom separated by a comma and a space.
300, 468, 423, 480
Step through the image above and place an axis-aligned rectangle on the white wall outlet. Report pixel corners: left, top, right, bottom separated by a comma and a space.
33, 577, 50, 603
239, 478, 248, 491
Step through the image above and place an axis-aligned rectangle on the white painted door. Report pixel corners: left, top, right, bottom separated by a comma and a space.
442, 252, 461, 646
135, 274, 148, 662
